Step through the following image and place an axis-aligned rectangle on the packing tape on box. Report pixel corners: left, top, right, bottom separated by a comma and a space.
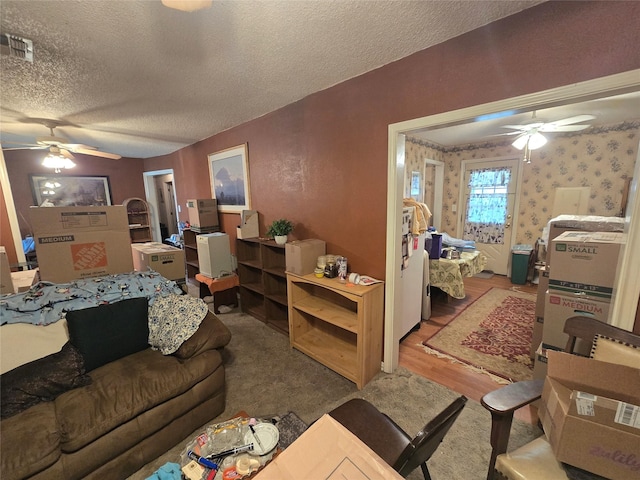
349, 273, 360, 284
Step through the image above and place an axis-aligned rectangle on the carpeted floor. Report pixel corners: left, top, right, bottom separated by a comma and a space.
130, 304, 541, 480
422, 287, 536, 383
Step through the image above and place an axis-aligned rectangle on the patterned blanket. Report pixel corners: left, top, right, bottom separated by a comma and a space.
0, 271, 183, 326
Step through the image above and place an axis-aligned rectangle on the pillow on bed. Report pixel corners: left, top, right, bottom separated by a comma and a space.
590, 334, 640, 369
1, 342, 91, 419
66, 297, 149, 372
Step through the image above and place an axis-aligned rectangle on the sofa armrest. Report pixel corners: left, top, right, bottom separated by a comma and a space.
174, 311, 231, 360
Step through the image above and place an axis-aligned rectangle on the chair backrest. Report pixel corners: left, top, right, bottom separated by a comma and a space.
563, 315, 640, 353
393, 395, 467, 477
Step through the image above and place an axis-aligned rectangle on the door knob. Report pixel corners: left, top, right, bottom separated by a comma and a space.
505, 222, 511, 228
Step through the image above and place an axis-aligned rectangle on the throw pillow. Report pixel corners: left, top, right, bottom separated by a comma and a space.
1, 342, 91, 419
66, 297, 149, 372
590, 334, 640, 369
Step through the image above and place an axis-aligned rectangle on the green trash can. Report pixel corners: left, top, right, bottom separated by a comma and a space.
511, 245, 533, 284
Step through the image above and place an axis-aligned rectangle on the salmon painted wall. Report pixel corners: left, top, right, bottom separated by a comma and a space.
144, 1, 640, 279
4, 149, 146, 238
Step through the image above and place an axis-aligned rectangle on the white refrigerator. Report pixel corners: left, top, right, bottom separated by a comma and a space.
400, 207, 425, 338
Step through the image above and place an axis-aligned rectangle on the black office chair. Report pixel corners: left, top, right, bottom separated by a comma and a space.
328, 396, 467, 480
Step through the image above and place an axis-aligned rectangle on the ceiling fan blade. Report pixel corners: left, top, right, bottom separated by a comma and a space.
59, 148, 76, 160
500, 124, 529, 131
70, 145, 121, 160
1, 145, 47, 150
547, 114, 596, 127
539, 124, 592, 132
491, 131, 523, 137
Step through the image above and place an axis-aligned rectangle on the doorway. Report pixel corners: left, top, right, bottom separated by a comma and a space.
383, 70, 640, 373
458, 158, 521, 276
143, 169, 179, 243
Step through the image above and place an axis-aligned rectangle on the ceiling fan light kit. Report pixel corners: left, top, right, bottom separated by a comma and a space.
42, 151, 76, 173
512, 131, 547, 151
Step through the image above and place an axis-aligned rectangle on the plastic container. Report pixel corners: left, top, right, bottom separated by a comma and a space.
511, 245, 533, 284
429, 233, 442, 259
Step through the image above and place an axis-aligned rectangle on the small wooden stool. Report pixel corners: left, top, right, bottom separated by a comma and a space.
195, 273, 240, 314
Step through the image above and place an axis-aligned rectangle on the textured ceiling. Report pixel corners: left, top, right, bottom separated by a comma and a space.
0, 0, 546, 159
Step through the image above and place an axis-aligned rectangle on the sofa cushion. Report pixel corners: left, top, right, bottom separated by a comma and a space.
1, 401, 60, 480
174, 311, 232, 359
66, 297, 149, 371
1, 342, 91, 419
56, 347, 224, 452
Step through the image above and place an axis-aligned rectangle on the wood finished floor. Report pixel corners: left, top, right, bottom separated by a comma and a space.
398, 274, 540, 425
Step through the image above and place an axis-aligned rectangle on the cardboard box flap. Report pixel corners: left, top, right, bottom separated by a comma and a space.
29, 206, 130, 233
552, 230, 626, 244
547, 351, 640, 404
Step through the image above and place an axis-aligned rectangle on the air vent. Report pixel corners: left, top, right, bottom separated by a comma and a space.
0, 34, 33, 62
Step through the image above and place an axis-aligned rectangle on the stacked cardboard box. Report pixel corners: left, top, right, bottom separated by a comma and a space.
532, 215, 625, 371
539, 351, 640, 480
534, 229, 625, 377
186, 199, 220, 232
30, 206, 133, 283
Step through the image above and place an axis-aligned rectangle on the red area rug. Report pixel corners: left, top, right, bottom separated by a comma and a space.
421, 287, 535, 383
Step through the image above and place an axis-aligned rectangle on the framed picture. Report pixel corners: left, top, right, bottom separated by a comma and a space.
30, 175, 112, 207
208, 144, 251, 214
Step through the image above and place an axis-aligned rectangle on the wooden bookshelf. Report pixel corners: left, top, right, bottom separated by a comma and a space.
286, 273, 384, 389
237, 238, 289, 334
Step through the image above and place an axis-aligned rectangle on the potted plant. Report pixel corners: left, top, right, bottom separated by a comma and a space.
266, 218, 294, 244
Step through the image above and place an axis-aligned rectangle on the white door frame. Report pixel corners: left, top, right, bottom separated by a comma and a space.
424, 158, 444, 231
384, 69, 640, 373
0, 150, 26, 264
457, 156, 522, 276
143, 169, 178, 243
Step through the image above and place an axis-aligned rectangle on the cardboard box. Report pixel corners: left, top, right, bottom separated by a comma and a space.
545, 215, 625, 265
255, 414, 404, 479
30, 206, 133, 283
186, 199, 219, 230
539, 351, 640, 480
131, 242, 185, 281
549, 231, 624, 301
0, 246, 14, 294
237, 210, 259, 239
535, 266, 549, 319
285, 239, 326, 276
532, 342, 563, 380
542, 292, 610, 352
10, 268, 39, 293
530, 316, 544, 359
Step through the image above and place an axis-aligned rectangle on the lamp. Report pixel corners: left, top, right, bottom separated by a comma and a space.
161, 0, 212, 11
42, 151, 75, 173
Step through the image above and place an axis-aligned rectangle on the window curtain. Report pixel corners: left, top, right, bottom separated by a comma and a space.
463, 167, 511, 244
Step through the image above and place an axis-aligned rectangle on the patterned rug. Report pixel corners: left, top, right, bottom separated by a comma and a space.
421, 287, 535, 383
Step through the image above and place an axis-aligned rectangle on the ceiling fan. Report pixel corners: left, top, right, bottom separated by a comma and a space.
498, 111, 596, 150
2, 119, 122, 171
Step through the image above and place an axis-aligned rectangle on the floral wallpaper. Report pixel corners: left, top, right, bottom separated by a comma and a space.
405, 121, 639, 245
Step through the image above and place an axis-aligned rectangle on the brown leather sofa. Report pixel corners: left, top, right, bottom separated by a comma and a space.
1, 310, 231, 480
